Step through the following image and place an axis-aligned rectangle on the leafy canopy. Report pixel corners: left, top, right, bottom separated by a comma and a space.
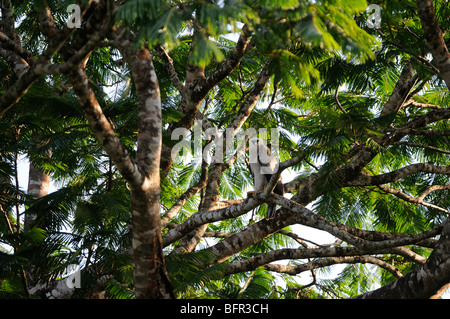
1, 0, 450, 299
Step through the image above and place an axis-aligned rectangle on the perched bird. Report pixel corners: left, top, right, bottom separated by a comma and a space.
247, 138, 284, 219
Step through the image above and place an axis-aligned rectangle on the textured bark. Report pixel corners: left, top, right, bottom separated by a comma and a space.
355, 218, 450, 299
379, 62, 417, 116
0, 0, 105, 116
1, 0, 173, 299
417, 0, 450, 90
172, 150, 222, 253
70, 28, 174, 298
118, 38, 173, 299
24, 163, 50, 230
162, 155, 305, 247
163, 192, 263, 247
346, 163, 450, 187
185, 193, 441, 281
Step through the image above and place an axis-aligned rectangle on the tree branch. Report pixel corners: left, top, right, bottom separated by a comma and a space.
354, 217, 450, 299
163, 153, 304, 249
162, 195, 263, 247
375, 184, 450, 214
204, 25, 252, 90
265, 256, 403, 278
186, 193, 440, 270
160, 161, 208, 228
155, 44, 185, 93
380, 62, 418, 117
171, 59, 272, 253
0, 30, 32, 62
69, 66, 144, 187
417, 0, 450, 89
346, 163, 450, 187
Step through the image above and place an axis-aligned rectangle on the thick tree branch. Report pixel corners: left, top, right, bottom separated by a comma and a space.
69, 66, 143, 187
417, 0, 450, 89
291, 63, 419, 205
0, 30, 32, 62
380, 62, 418, 117
0, 1, 114, 117
102, 27, 175, 297
162, 195, 263, 247
270, 194, 441, 251
203, 25, 252, 90
160, 26, 254, 176
346, 163, 450, 187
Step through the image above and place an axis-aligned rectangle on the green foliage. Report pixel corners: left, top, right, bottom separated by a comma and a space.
2, 0, 450, 299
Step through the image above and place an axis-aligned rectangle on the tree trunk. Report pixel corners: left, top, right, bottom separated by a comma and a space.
130, 187, 173, 298
25, 161, 50, 230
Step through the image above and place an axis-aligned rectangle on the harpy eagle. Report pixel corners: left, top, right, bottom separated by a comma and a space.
247, 138, 284, 218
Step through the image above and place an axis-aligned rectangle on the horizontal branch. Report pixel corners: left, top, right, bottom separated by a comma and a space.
162, 196, 263, 247
0, 63, 42, 116
218, 243, 417, 278
189, 194, 441, 268
347, 163, 450, 187
354, 217, 450, 299
270, 194, 441, 251
69, 66, 144, 188
265, 256, 403, 278
394, 108, 450, 133
223, 246, 364, 275
376, 184, 450, 214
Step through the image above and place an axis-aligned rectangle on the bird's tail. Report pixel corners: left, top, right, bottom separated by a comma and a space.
267, 203, 276, 219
